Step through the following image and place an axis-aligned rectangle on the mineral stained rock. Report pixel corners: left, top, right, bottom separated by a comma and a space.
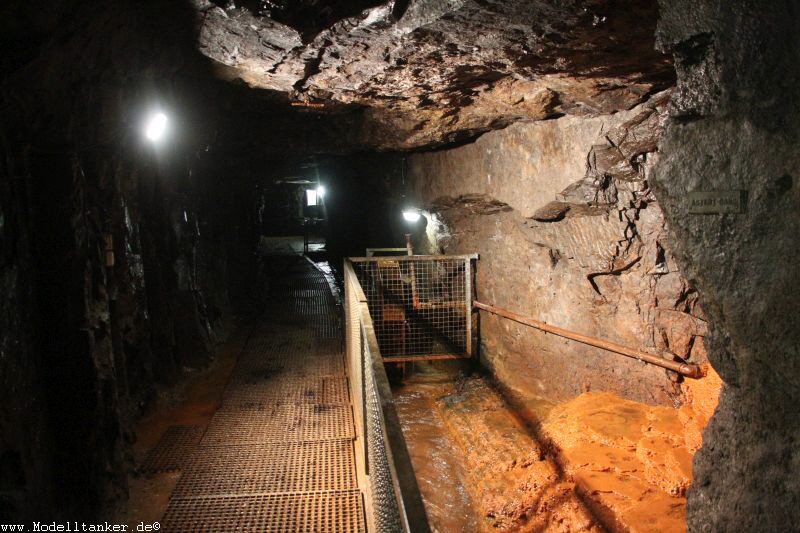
406, 92, 714, 408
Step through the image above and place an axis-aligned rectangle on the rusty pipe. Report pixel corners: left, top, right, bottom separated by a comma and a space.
473, 301, 703, 378
405, 233, 422, 309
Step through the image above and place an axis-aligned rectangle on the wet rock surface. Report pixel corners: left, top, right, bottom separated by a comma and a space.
393, 378, 481, 533
540, 390, 712, 532
426, 376, 601, 532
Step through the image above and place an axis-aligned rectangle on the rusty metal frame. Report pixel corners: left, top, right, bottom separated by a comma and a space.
381, 354, 467, 363
465, 256, 473, 358
350, 254, 478, 262
366, 248, 409, 257
349, 255, 477, 362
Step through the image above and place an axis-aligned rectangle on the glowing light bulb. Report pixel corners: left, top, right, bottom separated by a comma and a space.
402, 209, 421, 223
316, 185, 326, 199
145, 112, 168, 141
306, 189, 318, 206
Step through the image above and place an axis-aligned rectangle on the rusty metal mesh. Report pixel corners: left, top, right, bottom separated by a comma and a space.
222, 376, 349, 408
201, 401, 355, 446
172, 440, 357, 498
352, 258, 470, 361
345, 259, 433, 533
363, 348, 404, 533
161, 491, 366, 533
140, 425, 203, 473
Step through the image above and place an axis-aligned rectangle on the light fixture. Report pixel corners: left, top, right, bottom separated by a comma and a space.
306, 189, 318, 206
144, 112, 168, 142
316, 185, 326, 199
402, 209, 421, 223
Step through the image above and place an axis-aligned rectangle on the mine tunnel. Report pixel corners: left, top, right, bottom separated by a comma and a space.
1, 0, 798, 532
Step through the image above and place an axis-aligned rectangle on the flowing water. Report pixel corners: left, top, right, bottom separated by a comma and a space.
393, 379, 482, 533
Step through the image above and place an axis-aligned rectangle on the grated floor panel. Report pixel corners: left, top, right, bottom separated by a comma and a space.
158, 254, 363, 532
162, 490, 366, 533
202, 403, 355, 445
172, 440, 357, 498
222, 376, 349, 407
141, 425, 203, 473
232, 354, 346, 380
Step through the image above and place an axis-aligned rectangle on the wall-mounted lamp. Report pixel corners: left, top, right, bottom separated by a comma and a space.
402, 208, 421, 223
144, 112, 168, 142
316, 185, 326, 199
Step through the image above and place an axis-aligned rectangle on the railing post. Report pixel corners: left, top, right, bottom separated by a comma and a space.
465, 257, 473, 358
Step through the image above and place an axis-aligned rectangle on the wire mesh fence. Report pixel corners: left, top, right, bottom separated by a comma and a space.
344, 261, 432, 533
350, 256, 473, 361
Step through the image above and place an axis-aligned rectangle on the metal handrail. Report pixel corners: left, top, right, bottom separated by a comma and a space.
473, 300, 703, 378
344, 260, 431, 533
349, 254, 478, 262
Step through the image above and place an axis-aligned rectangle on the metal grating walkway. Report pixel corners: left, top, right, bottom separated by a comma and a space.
141, 426, 203, 474
160, 255, 366, 532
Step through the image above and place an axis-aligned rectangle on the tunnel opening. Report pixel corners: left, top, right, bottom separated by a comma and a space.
256, 158, 330, 257
1, 0, 798, 532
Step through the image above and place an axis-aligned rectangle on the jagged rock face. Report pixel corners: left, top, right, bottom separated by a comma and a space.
405, 93, 717, 410
653, 1, 800, 530
0, 129, 257, 521
193, 0, 674, 149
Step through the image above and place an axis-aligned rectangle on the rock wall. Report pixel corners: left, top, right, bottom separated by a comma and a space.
0, 146, 55, 523
0, 0, 259, 521
654, 1, 800, 530
407, 92, 718, 415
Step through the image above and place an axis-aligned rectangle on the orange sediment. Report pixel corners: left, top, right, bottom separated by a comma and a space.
395, 366, 722, 533
540, 393, 691, 532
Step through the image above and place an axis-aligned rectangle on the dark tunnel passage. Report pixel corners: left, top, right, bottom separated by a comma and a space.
1, 1, 799, 532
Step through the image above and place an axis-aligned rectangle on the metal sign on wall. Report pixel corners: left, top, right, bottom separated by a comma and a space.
687, 190, 746, 214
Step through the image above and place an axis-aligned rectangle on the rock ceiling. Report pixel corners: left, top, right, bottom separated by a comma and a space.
193, 0, 674, 150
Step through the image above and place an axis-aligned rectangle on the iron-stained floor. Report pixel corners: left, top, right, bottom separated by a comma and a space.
148, 254, 365, 532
